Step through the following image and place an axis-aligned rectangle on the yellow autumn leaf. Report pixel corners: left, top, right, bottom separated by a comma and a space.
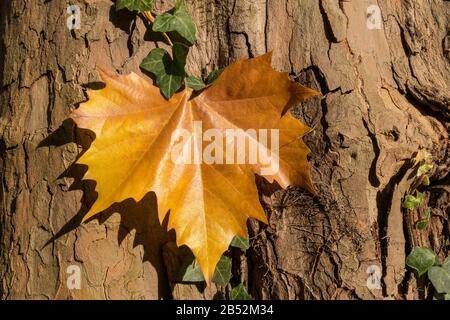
71, 52, 318, 282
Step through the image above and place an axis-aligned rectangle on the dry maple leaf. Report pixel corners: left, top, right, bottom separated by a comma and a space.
71, 52, 319, 282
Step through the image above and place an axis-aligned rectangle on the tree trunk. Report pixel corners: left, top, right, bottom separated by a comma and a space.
0, 0, 448, 300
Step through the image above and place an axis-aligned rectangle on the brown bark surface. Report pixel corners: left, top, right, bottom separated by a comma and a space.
0, 0, 448, 299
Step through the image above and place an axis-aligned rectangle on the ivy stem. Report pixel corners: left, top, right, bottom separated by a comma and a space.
142, 11, 174, 47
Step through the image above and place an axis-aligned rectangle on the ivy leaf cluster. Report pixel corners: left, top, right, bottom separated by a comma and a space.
117, 0, 222, 99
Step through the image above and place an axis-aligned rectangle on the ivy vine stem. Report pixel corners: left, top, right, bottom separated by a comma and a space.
142, 11, 174, 47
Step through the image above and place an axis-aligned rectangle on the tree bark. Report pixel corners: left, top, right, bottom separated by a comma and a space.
0, 0, 448, 300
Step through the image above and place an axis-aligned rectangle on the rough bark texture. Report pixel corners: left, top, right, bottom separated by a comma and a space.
0, 0, 448, 300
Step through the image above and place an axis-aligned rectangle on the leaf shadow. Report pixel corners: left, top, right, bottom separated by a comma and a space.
143, 24, 167, 44
40, 116, 174, 299
108, 4, 136, 33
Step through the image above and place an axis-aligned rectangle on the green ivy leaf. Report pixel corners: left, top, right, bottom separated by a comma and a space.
185, 68, 224, 91
213, 256, 232, 285
152, 4, 197, 45
422, 175, 430, 186
231, 284, 253, 300
186, 76, 206, 90
402, 195, 419, 209
428, 266, 450, 294
206, 68, 224, 85
416, 208, 431, 230
417, 163, 433, 177
179, 258, 205, 282
402, 190, 424, 210
416, 191, 424, 203
433, 292, 450, 300
172, 42, 189, 70
415, 220, 427, 230
406, 247, 436, 276
116, 0, 153, 12
140, 48, 166, 76
230, 235, 250, 250
152, 71, 182, 100
140, 43, 188, 99
443, 257, 450, 272
178, 254, 232, 285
